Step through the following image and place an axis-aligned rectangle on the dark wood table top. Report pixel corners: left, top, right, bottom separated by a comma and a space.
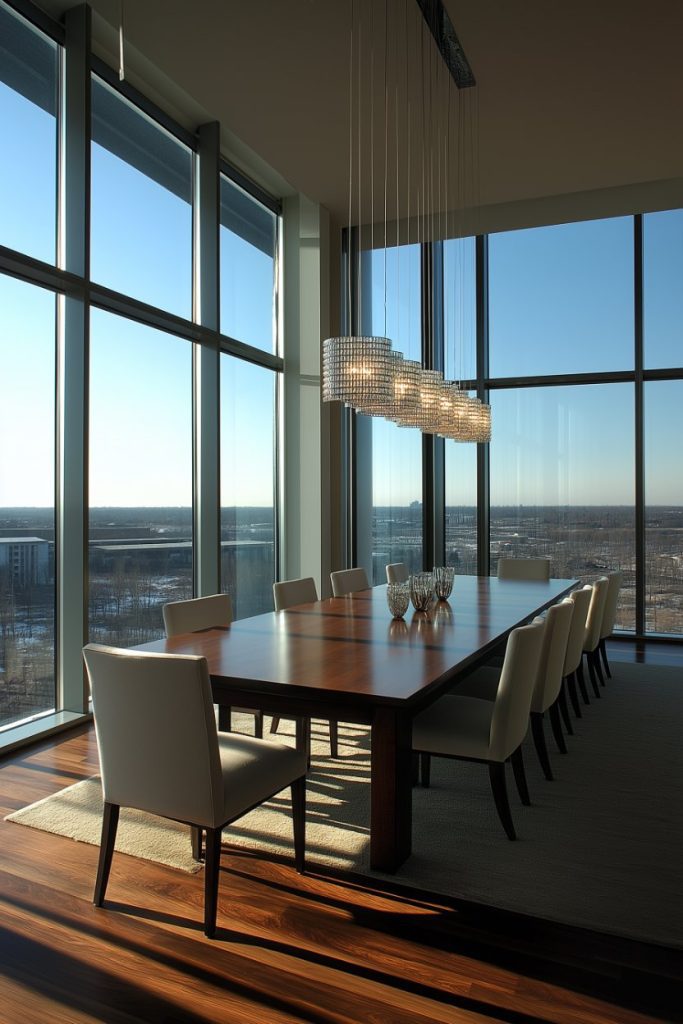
138, 576, 577, 711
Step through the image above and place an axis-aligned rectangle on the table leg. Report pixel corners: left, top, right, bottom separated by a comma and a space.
370, 707, 412, 872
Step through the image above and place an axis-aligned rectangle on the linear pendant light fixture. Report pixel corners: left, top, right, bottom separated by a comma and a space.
323, 0, 394, 413
322, 0, 491, 443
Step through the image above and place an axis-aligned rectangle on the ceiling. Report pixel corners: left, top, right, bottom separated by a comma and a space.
39, 0, 683, 233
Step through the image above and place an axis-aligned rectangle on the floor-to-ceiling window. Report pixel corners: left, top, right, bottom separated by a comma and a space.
366, 244, 423, 583
88, 312, 194, 644
488, 217, 636, 628
355, 212, 682, 637
0, 275, 57, 728
0, 4, 59, 730
0, 0, 284, 737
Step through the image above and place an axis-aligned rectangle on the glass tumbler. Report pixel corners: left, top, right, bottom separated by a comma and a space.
433, 565, 455, 600
386, 581, 410, 619
410, 572, 434, 612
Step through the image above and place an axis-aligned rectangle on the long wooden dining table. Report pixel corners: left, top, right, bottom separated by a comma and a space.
137, 575, 577, 872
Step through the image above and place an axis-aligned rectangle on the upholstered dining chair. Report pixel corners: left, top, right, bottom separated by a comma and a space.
598, 570, 623, 679
563, 586, 593, 715
527, 599, 574, 779
330, 567, 370, 597
83, 643, 307, 938
385, 562, 409, 584
497, 557, 551, 581
582, 577, 609, 697
413, 618, 545, 840
162, 593, 263, 737
455, 603, 573, 782
271, 577, 339, 757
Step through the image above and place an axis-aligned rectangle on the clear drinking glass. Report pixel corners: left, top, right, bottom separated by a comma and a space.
410, 572, 434, 612
386, 581, 410, 619
433, 565, 455, 600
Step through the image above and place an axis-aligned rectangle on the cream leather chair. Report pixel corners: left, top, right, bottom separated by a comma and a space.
162, 594, 263, 737
497, 557, 551, 581
83, 643, 307, 938
273, 577, 318, 612
599, 570, 623, 679
413, 619, 545, 840
330, 567, 370, 596
563, 586, 593, 716
528, 599, 574, 780
271, 577, 339, 757
582, 577, 609, 697
385, 562, 409, 584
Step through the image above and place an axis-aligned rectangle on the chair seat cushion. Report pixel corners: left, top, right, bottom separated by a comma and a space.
452, 665, 499, 701
412, 695, 494, 761
218, 733, 307, 825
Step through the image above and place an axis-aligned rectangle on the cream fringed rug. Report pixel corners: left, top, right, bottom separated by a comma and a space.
6, 663, 683, 948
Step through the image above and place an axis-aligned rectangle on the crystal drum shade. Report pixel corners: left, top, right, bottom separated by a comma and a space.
322, 336, 394, 410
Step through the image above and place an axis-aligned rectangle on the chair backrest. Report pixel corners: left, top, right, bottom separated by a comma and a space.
386, 562, 409, 584
583, 577, 609, 652
330, 567, 370, 597
273, 576, 318, 611
530, 599, 574, 713
600, 570, 623, 640
488, 618, 545, 761
564, 586, 592, 676
163, 593, 232, 638
497, 557, 551, 581
83, 644, 223, 828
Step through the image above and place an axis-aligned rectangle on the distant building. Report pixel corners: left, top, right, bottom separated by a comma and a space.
0, 537, 50, 587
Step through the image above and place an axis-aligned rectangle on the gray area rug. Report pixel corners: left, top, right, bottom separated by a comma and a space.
7, 660, 682, 948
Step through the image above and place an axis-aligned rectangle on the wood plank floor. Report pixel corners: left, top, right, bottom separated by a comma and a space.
0, 643, 681, 1024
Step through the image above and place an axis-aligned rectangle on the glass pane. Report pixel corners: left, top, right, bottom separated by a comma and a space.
88, 309, 193, 644
443, 237, 476, 383
0, 2, 58, 263
643, 209, 683, 370
220, 356, 276, 618
371, 422, 423, 583
489, 218, 634, 378
0, 274, 56, 728
365, 244, 423, 583
445, 430, 478, 575
489, 384, 635, 630
220, 176, 278, 352
91, 77, 193, 317
645, 381, 683, 634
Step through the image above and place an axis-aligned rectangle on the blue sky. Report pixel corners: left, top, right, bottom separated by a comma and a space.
1, 61, 682, 511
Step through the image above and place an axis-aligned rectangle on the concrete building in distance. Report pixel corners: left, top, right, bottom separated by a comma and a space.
0, 537, 50, 587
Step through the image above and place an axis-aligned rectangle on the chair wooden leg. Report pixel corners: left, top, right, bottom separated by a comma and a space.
488, 762, 516, 840
531, 712, 554, 780
510, 745, 530, 805
558, 683, 574, 735
329, 720, 339, 758
420, 752, 431, 788
566, 672, 582, 718
585, 654, 601, 698
270, 716, 281, 734
549, 701, 567, 754
191, 825, 203, 862
253, 711, 264, 738
204, 827, 222, 939
218, 705, 232, 731
291, 776, 306, 873
576, 663, 591, 705
599, 637, 612, 679
591, 648, 606, 688
94, 802, 120, 907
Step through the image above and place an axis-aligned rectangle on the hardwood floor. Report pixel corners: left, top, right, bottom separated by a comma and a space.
0, 643, 681, 1023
